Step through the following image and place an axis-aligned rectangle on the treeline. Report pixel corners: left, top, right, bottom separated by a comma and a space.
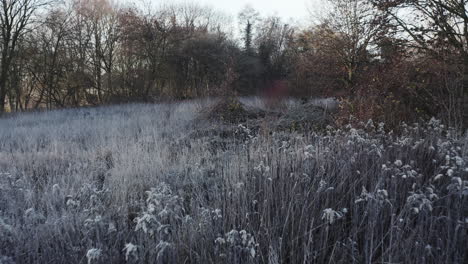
0, 0, 239, 110
1, 0, 468, 128
0, 0, 294, 111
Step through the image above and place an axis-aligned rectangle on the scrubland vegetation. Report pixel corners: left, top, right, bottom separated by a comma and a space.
1, 0, 468, 130
0, 98, 467, 263
1, 0, 468, 263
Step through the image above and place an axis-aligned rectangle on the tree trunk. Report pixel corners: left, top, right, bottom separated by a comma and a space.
463, 56, 468, 131
0, 89, 6, 113
463, 91, 468, 131
0, 70, 8, 113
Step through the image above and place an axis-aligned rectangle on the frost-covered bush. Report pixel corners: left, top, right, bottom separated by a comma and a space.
0, 100, 466, 263
214, 229, 258, 263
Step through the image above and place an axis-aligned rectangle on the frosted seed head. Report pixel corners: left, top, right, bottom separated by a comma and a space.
86, 248, 102, 264
123, 243, 138, 261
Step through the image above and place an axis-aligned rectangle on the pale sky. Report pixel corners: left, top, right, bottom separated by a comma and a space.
193, 0, 310, 19
166, 0, 323, 23
125, 0, 326, 37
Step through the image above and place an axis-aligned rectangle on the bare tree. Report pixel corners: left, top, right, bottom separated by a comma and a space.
317, 0, 387, 89
371, 0, 468, 128
30, 7, 72, 109
255, 16, 295, 83
0, 0, 50, 112
100, 5, 119, 98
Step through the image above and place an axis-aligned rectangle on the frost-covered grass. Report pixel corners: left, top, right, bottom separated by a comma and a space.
238, 96, 338, 111
0, 100, 467, 264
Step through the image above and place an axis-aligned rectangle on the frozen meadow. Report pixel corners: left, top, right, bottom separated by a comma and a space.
0, 99, 467, 263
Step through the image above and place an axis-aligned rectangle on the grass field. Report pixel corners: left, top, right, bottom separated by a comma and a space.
0, 99, 467, 263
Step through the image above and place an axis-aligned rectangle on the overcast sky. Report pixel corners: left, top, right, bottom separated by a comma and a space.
165, 0, 324, 23
195, 0, 309, 19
